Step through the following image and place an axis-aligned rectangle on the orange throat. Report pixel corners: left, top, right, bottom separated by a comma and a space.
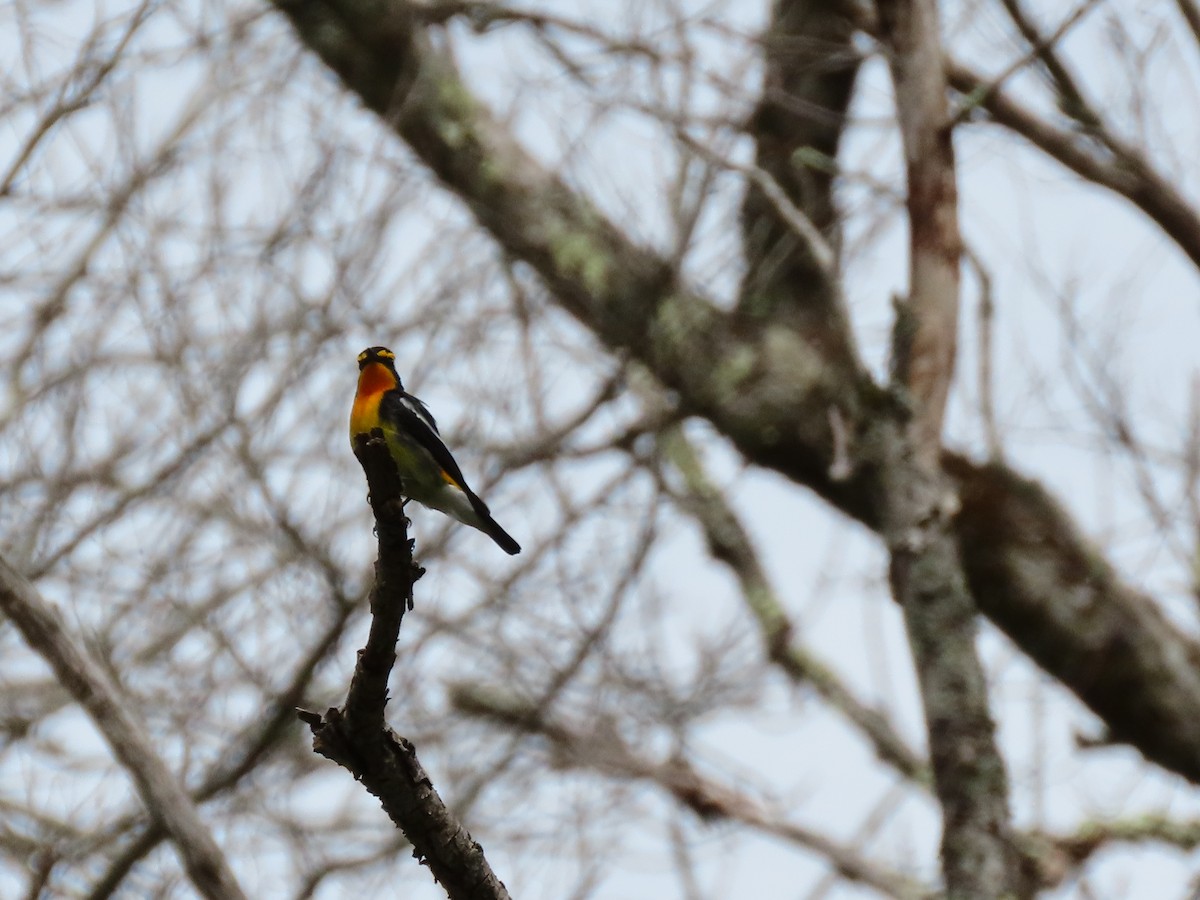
350, 362, 396, 443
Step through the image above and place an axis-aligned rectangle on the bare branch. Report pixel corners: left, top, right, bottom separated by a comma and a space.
947, 1, 1100, 128
1176, 0, 1200, 50
268, 0, 1200, 792
0, 556, 247, 900
84, 600, 354, 900
964, 247, 1003, 463
1018, 813, 1200, 890
451, 685, 935, 900
655, 422, 929, 788
946, 60, 1200, 272
5, 1, 1200, 893
737, 0, 861, 364
0, 0, 156, 197
995, 0, 1103, 129
674, 128, 837, 280
877, 0, 959, 458
298, 432, 511, 900
875, 0, 1018, 893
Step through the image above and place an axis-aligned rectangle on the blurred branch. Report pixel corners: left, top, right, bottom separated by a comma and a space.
10, 82, 216, 385
451, 684, 935, 900
737, 0, 860, 355
805, 786, 909, 900
84, 599, 354, 899
29, 417, 235, 579
1054, 814, 1200, 860
1055, 295, 1192, 566
946, 452, 1200, 775
495, 370, 626, 470
269, 0, 1200, 790
845, 0, 1200, 273
0, 556, 248, 900
875, 0, 1018, 894
292, 836, 410, 900
964, 247, 1003, 462
1021, 814, 1200, 890
879, 0, 959, 457
1189, 378, 1200, 606
0, 0, 156, 197
654, 422, 930, 788
673, 128, 836, 280
1177, 0, 1200, 50
441, 495, 654, 825
409, 0, 662, 60
297, 432, 511, 900
994, 0, 1103, 128
946, 59, 1200, 272
946, 1, 1097, 128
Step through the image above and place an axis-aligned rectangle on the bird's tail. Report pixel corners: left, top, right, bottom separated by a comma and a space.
463, 489, 521, 555
480, 513, 521, 555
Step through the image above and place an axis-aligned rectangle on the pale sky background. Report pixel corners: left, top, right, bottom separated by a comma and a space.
1, 1, 1199, 897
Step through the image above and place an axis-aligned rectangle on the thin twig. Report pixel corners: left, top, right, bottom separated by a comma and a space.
452, 686, 934, 900
963, 246, 1003, 462
654, 422, 929, 787
0, 557, 248, 900
673, 127, 837, 280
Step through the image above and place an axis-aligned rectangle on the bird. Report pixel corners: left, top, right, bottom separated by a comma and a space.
350, 346, 520, 555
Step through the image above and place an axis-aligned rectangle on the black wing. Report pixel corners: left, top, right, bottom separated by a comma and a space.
404, 392, 440, 435
383, 388, 518, 552
380, 389, 473, 495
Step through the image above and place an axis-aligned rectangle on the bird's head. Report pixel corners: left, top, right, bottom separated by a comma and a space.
355, 346, 402, 393
357, 346, 398, 371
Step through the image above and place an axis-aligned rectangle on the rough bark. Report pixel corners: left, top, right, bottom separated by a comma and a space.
874, 0, 1018, 893
297, 432, 511, 900
738, 0, 861, 372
